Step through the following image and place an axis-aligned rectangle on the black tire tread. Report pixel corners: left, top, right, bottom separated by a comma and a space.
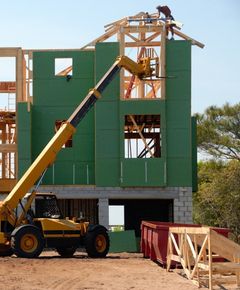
56, 247, 77, 258
11, 225, 44, 258
85, 226, 109, 258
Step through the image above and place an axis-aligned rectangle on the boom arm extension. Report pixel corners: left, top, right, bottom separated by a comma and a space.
0, 55, 153, 225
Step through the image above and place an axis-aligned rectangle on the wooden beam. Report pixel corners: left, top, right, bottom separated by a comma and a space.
123, 26, 162, 34
174, 29, 205, 48
0, 144, 17, 152
0, 47, 21, 57
81, 26, 119, 50
16, 48, 24, 102
0, 82, 16, 93
160, 26, 166, 99
129, 115, 154, 158
125, 41, 161, 47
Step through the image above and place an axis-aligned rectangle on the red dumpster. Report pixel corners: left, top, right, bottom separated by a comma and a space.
140, 221, 230, 266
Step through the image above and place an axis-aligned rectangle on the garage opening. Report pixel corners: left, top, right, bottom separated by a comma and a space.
109, 199, 173, 237
109, 205, 124, 231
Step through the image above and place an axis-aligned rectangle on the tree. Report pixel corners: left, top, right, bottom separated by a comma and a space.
195, 102, 240, 160
193, 160, 240, 241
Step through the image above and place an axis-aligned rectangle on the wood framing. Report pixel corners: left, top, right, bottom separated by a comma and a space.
0, 111, 17, 192
80, 12, 204, 101
167, 226, 240, 289
0, 48, 24, 193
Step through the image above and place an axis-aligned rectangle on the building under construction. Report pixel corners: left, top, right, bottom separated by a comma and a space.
0, 12, 204, 235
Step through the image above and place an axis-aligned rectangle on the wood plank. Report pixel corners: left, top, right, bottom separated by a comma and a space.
169, 227, 209, 235
123, 26, 162, 34
0, 82, 16, 93
129, 115, 154, 158
81, 26, 119, 49
0, 144, 17, 152
173, 29, 205, 48
160, 24, 166, 99
210, 229, 240, 262
125, 41, 161, 48
0, 47, 20, 57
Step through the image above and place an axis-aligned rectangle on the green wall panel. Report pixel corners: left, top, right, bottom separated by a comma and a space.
191, 117, 198, 192
166, 40, 192, 186
32, 50, 95, 185
167, 129, 191, 157
121, 159, 166, 186
95, 43, 120, 186
167, 158, 192, 186
16, 41, 195, 188
96, 159, 120, 186
119, 99, 166, 187
18, 160, 32, 178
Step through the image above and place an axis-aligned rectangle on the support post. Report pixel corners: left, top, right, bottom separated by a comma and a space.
98, 198, 109, 229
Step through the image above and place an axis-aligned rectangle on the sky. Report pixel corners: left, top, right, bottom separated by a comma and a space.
0, 0, 239, 114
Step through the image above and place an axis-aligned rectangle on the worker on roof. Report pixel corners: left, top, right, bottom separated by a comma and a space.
156, 5, 176, 40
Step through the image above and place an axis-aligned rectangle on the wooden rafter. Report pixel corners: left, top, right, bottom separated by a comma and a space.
129, 115, 154, 158
0, 82, 16, 93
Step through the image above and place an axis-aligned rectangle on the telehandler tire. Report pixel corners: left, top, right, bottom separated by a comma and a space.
85, 225, 109, 258
11, 225, 44, 258
56, 246, 77, 257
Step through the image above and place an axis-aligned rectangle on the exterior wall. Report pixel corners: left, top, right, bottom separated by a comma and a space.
17, 40, 195, 227
165, 40, 193, 187
119, 100, 166, 186
95, 43, 120, 187
174, 187, 193, 223
29, 50, 95, 184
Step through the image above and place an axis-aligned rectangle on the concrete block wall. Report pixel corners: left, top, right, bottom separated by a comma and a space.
174, 187, 193, 223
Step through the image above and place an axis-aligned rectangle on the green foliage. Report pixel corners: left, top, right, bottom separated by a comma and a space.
193, 160, 240, 241
195, 102, 240, 160
111, 225, 124, 232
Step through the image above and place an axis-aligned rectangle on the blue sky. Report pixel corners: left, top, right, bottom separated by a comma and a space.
0, 0, 239, 114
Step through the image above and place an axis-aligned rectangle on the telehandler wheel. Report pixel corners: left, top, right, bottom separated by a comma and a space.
85, 225, 109, 258
11, 225, 44, 258
56, 246, 77, 258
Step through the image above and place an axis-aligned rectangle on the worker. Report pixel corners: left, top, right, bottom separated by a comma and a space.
145, 12, 152, 23
156, 5, 176, 40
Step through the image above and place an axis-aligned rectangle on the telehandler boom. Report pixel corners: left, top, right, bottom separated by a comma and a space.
0, 55, 155, 258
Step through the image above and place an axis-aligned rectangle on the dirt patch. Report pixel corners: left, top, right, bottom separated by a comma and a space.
0, 251, 197, 290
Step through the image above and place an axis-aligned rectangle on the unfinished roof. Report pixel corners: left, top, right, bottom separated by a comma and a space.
81, 12, 204, 50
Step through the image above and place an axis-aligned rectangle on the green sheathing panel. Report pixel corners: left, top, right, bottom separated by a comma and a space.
109, 230, 137, 253
120, 100, 166, 187
17, 102, 32, 178
32, 51, 95, 185
95, 43, 120, 187
166, 40, 192, 186
191, 116, 198, 192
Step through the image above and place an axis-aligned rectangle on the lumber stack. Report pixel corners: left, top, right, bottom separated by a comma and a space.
166, 226, 240, 289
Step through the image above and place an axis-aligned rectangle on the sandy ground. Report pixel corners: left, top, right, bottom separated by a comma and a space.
0, 251, 198, 290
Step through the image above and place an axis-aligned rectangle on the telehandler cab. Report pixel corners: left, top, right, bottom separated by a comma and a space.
0, 55, 156, 258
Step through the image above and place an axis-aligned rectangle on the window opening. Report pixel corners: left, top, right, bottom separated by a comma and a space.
55, 58, 73, 76
109, 205, 124, 231
124, 114, 161, 158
